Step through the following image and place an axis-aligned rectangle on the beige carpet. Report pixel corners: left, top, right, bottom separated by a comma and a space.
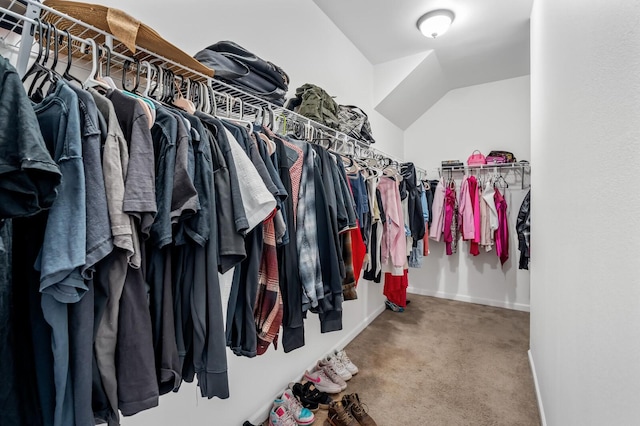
264, 295, 540, 426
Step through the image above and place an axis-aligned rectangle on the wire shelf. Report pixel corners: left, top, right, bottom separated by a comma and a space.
1, 0, 428, 175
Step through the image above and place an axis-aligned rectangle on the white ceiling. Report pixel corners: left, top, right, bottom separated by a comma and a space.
313, 0, 533, 129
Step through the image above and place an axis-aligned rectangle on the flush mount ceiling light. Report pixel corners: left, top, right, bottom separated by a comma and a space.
417, 9, 455, 39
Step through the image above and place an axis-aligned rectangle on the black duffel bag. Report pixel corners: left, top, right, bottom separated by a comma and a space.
194, 41, 289, 106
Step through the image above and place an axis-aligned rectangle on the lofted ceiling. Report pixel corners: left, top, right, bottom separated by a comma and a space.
313, 0, 533, 129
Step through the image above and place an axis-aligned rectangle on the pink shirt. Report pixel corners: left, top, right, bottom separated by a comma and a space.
494, 187, 509, 265
444, 185, 456, 255
468, 176, 481, 256
457, 178, 475, 240
379, 177, 407, 271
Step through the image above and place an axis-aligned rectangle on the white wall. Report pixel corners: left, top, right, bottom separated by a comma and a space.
98, 0, 404, 160
65, 0, 399, 425
403, 76, 532, 311
530, 0, 640, 424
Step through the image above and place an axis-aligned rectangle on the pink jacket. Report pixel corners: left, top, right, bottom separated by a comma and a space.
379, 177, 407, 271
457, 178, 475, 240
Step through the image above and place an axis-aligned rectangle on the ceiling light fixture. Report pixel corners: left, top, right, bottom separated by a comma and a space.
417, 9, 455, 39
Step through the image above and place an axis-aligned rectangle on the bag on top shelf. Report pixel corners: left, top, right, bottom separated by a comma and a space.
486, 150, 517, 164
285, 83, 341, 129
286, 84, 377, 144
467, 150, 487, 165
194, 40, 290, 106
337, 105, 376, 144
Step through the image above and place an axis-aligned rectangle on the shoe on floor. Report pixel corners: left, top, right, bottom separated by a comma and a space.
385, 300, 404, 312
334, 349, 358, 376
274, 389, 315, 425
327, 401, 359, 426
289, 381, 333, 411
313, 363, 347, 391
303, 369, 342, 394
342, 393, 378, 426
269, 405, 298, 426
319, 354, 352, 381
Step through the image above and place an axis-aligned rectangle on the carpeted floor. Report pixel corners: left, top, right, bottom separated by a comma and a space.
264, 295, 540, 425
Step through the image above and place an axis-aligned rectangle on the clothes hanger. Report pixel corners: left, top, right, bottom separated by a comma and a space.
172, 75, 196, 114
304, 120, 315, 142
21, 19, 45, 84
96, 44, 117, 90
118, 58, 155, 126
141, 61, 154, 97
62, 30, 82, 85
205, 82, 217, 115
83, 38, 110, 91
190, 80, 204, 112
494, 174, 509, 189
25, 22, 56, 98
31, 22, 61, 97
163, 67, 174, 103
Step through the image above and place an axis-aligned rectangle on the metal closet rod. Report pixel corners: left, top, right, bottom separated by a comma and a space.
437, 162, 531, 190
8, 0, 425, 176
438, 162, 531, 172
1, 9, 135, 67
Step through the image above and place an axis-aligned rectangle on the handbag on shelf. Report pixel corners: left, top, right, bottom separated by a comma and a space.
486, 150, 516, 164
441, 160, 464, 169
467, 150, 487, 166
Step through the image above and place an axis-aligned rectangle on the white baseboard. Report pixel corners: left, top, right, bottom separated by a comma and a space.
528, 350, 547, 426
407, 287, 530, 312
247, 304, 387, 425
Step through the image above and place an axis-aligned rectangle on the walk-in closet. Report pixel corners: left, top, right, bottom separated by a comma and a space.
0, 1, 638, 425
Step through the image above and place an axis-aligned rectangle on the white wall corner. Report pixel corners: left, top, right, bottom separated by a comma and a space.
373, 50, 433, 104
374, 52, 449, 130
528, 350, 547, 426
407, 287, 531, 312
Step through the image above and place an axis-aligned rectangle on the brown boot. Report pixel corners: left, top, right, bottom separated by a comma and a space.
327, 400, 359, 426
343, 393, 378, 426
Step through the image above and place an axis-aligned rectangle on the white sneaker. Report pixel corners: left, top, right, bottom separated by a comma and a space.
314, 362, 347, 391
269, 404, 297, 426
319, 354, 352, 381
335, 349, 359, 375
303, 369, 342, 394
276, 389, 315, 425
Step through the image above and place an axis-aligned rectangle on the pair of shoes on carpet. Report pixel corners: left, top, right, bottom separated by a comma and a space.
269, 388, 315, 425
327, 393, 378, 426
303, 364, 345, 394
289, 381, 333, 411
303, 349, 359, 394
385, 300, 404, 312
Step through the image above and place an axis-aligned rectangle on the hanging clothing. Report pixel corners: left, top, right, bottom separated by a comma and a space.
254, 212, 282, 355
0, 55, 62, 426
383, 269, 408, 308
494, 187, 509, 266
458, 178, 475, 241
467, 176, 481, 256
400, 162, 426, 246
482, 180, 499, 233
444, 184, 456, 256
516, 191, 531, 270
429, 177, 446, 241
379, 176, 406, 276
273, 135, 305, 353
311, 145, 345, 333
289, 138, 322, 312
479, 186, 493, 252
